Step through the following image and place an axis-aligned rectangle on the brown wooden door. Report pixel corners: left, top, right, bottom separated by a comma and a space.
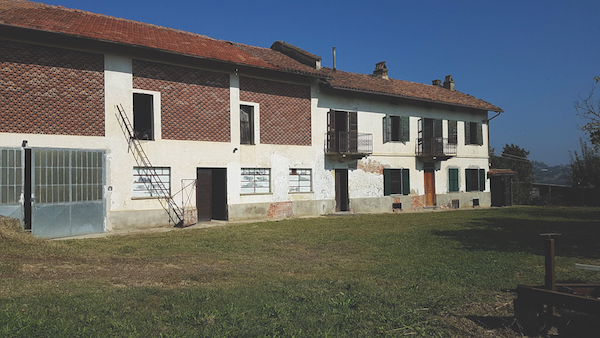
196, 169, 212, 222
424, 170, 436, 207
335, 169, 349, 212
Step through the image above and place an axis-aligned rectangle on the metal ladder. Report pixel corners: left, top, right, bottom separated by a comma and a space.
115, 104, 184, 227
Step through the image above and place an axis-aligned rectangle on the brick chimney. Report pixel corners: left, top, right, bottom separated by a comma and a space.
373, 61, 388, 79
432, 79, 442, 87
443, 75, 455, 91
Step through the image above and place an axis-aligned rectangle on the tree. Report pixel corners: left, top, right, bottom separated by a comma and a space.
490, 144, 534, 205
569, 139, 600, 189
574, 77, 600, 149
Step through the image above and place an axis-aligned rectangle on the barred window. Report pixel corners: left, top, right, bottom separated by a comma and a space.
289, 169, 312, 193
241, 168, 270, 194
133, 167, 170, 198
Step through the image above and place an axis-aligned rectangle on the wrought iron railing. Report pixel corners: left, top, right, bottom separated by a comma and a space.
325, 132, 373, 154
416, 137, 457, 157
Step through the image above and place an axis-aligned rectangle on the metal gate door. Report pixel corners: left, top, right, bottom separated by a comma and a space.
31, 148, 105, 238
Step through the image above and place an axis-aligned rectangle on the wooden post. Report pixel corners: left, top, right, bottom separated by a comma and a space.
540, 233, 561, 291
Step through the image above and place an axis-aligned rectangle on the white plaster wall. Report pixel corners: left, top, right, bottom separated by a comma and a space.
317, 89, 491, 202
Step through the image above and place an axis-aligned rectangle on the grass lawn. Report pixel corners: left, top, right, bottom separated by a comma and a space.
1, 206, 599, 337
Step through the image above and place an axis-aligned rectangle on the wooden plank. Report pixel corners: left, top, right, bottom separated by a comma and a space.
576, 263, 600, 272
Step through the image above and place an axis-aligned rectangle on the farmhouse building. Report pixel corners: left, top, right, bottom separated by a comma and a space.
0, 0, 503, 237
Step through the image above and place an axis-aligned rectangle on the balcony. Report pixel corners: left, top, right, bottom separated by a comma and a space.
325, 132, 373, 158
417, 137, 456, 160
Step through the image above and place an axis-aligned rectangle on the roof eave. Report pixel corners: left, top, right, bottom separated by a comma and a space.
323, 83, 503, 113
0, 22, 325, 79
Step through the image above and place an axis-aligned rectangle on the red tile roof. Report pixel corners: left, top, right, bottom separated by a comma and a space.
0, 0, 502, 112
320, 67, 503, 112
0, 0, 277, 69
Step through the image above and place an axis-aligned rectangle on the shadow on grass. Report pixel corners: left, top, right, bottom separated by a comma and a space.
433, 208, 600, 259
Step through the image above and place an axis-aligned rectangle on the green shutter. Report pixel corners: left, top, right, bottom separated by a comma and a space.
479, 169, 486, 191
383, 115, 390, 143
465, 169, 471, 192
402, 168, 410, 195
477, 123, 483, 145
383, 169, 391, 196
464, 121, 471, 145
401, 116, 410, 142
448, 120, 457, 144
449, 168, 458, 192
434, 119, 442, 138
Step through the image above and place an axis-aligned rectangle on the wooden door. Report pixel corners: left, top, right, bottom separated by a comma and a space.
211, 168, 228, 220
335, 169, 349, 212
424, 170, 436, 207
196, 169, 212, 222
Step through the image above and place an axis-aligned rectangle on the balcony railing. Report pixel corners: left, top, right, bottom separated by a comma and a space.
325, 132, 373, 155
417, 137, 457, 157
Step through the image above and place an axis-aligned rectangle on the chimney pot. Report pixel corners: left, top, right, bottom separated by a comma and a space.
443, 75, 455, 91
432, 79, 442, 86
373, 61, 389, 79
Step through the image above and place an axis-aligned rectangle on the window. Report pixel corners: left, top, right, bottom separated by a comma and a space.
240, 105, 254, 145
383, 115, 409, 143
133, 93, 154, 140
0, 149, 22, 205
241, 168, 270, 194
465, 121, 483, 145
383, 169, 410, 195
448, 168, 459, 192
133, 167, 170, 198
465, 169, 485, 192
448, 120, 458, 145
289, 169, 312, 193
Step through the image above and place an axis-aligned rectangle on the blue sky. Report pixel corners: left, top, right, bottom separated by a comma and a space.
46, 0, 600, 165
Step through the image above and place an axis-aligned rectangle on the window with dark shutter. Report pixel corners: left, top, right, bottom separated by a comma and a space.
448, 120, 457, 145
449, 168, 459, 192
383, 169, 410, 195
465, 168, 486, 191
465, 122, 483, 145
383, 115, 410, 143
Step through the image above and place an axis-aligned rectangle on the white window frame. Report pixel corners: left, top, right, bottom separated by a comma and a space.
239, 101, 260, 145
133, 89, 161, 140
288, 168, 312, 193
132, 166, 170, 198
240, 168, 270, 194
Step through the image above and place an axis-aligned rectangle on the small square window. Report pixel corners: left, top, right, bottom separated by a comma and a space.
289, 168, 312, 193
241, 168, 270, 194
133, 166, 170, 198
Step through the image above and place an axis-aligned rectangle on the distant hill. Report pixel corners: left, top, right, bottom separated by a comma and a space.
532, 161, 570, 186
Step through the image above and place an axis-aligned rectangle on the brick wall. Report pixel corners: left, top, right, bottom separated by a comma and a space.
0, 41, 104, 136
132, 60, 230, 142
239, 77, 311, 146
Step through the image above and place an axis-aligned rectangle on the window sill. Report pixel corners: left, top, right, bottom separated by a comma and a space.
240, 192, 272, 196
131, 196, 169, 200
289, 191, 313, 194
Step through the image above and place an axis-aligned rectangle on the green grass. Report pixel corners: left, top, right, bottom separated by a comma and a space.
1, 207, 599, 337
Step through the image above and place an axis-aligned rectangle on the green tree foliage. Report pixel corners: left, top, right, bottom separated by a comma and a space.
575, 77, 600, 148
569, 139, 600, 189
491, 144, 534, 205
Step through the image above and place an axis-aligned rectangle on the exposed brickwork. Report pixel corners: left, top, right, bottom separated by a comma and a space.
411, 195, 424, 210
266, 201, 293, 218
358, 159, 384, 175
240, 77, 311, 146
0, 40, 104, 136
132, 59, 230, 142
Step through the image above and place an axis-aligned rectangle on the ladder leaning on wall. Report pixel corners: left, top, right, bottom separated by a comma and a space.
115, 104, 184, 227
